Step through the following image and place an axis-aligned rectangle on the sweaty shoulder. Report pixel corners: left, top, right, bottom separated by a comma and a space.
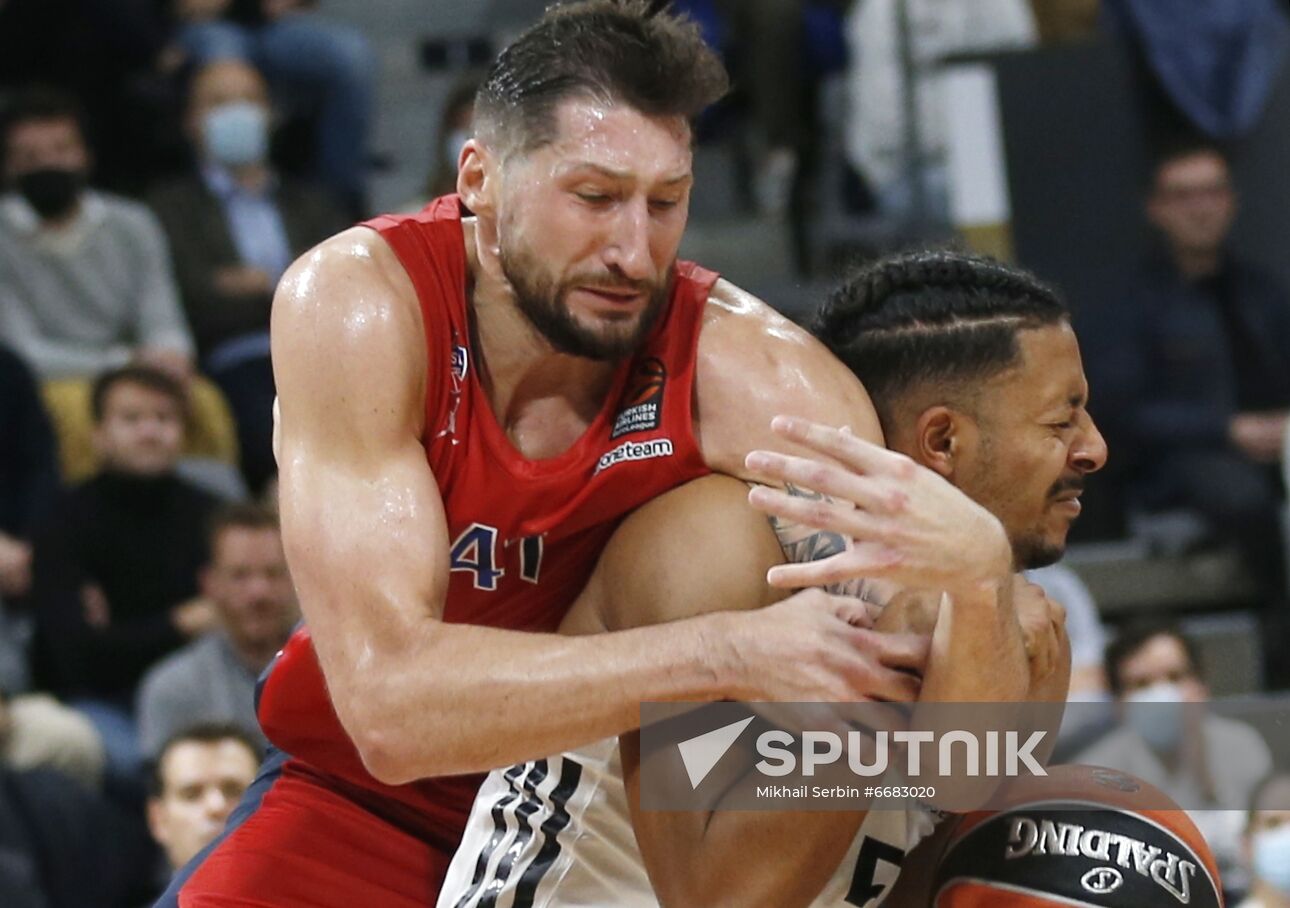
271, 226, 427, 448
694, 278, 882, 478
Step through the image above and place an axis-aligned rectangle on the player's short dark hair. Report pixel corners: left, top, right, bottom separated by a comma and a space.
90, 364, 189, 425
474, 0, 728, 157
1103, 621, 1203, 698
1, 85, 89, 164
149, 722, 261, 797
811, 249, 1069, 434
208, 501, 279, 551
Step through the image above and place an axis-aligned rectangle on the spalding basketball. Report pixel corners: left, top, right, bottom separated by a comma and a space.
932, 764, 1223, 907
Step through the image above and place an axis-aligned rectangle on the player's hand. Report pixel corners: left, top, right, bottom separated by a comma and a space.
739, 588, 929, 704
82, 584, 111, 629
214, 265, 275, 299
744, 416, 1011, 597
171, 597, 220, 638
133, 347, 194, 386
1229, 411, 1288, 463
1012, 576, 1066, 684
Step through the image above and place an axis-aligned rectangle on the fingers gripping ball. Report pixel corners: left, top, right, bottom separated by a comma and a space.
932, 764, 1223, 907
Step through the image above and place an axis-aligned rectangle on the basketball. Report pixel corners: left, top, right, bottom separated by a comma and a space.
932, 764, 1224, 907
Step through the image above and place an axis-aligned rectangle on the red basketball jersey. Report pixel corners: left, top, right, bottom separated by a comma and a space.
255, 196, 714, 853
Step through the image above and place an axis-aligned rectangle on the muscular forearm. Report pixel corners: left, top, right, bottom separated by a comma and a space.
334, 612, 756, 783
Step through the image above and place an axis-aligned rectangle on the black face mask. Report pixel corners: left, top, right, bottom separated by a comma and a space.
16, 168, 84, 220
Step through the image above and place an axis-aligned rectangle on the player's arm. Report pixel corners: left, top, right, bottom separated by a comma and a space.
270, 232, 906, 783
569, 476, 912, 908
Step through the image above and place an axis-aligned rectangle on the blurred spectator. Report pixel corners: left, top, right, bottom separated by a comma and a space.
0, 688, 103, 793
170, 0, 377, 215
149, 59, 347, 492
1076, 622, 1271, 891
0, 343, 59, 607
0, 757, 143, 908
145, 723, 258, 894
137, 503, 295, 757
0, 87, 195, 382
713, 0, 806, 217
1106, 144, 1290, 603
31, 366, 219, 791
0, 0, 187, 197
412, 72, 480, 209
843, 0, 1036, 222
1103, 0, 1290, 139
1240, 772, 1290, 908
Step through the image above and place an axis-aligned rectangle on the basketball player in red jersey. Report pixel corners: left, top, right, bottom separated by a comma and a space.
161, 4, 1016, 906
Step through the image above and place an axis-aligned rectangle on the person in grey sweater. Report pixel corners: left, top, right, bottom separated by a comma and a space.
136, 502, 297, 758
0, 87, 193, 380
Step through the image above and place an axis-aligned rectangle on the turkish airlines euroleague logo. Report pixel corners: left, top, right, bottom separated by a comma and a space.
611, 357, 666, 439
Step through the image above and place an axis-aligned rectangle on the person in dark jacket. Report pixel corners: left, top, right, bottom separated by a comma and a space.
148, 58, 348, 492
0, 343, 59, 607
1102, 142, 1290, 602
31, 366, 219, 791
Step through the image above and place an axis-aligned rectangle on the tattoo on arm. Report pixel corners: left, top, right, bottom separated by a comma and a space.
760, 482, 870, 600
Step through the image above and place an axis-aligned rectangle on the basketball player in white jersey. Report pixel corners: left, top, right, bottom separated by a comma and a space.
439, 251, 1106, 907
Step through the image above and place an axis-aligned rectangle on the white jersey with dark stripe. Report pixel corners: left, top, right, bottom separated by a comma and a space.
438, 738, 941, 908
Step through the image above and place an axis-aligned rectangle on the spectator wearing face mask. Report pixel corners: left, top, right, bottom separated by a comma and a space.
169, 0, 376, 216
405, 72, 480, 212
148, 59, 347, 493
1239, 772, 1290, 908
1076, 622, 1271, 893
0, 87, 194, 382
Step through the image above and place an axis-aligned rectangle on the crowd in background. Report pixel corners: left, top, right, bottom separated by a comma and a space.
2, 0, 1290, 905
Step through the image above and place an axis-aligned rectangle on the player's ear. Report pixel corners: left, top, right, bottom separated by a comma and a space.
914, 406, 957, 479
457, 138, 496, 217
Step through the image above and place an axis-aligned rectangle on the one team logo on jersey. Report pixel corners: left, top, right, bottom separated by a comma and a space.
610, 357, 666, 439
593, 438, 674, 475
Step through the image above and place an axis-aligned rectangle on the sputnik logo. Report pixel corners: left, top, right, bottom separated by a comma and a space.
676, 717, 755, 789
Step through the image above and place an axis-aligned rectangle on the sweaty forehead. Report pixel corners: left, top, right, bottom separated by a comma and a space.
545, 98, 692, 179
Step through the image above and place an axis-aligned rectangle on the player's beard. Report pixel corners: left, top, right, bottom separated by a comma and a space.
500, 241, 671, 362
1016, 477, 1086, 570
1014, 534, 1064, 571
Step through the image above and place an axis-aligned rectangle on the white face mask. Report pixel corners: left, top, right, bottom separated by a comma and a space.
1123, 681, 1186, 753
203, 101, 270, 168
1254, 823, 1290, 894
444, 129, 470, 168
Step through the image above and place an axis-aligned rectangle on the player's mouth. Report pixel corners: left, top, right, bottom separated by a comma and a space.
1051, 490, 1083, 515
576, 286, 646, 307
